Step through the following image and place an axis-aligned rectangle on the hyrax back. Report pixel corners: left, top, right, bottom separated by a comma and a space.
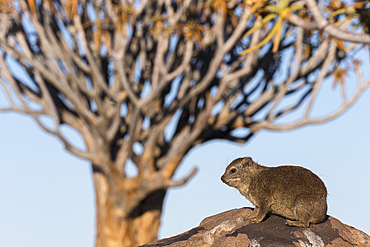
221, 157, 327, 227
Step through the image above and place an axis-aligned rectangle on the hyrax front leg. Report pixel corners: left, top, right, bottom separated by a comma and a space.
250, 202, 270, 223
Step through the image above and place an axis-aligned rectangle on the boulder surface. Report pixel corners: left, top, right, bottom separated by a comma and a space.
140, 208, 370, 247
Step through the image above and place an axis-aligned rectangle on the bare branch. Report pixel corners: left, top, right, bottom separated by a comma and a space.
114, 37, 140, 107
164, 41, 194, 82
223, 19, 262, 82
151, 36, 169, 88
305, 40, 337, 118
163, 167, 198, 188
255, 78, 370, 131
305, 0, 370, 44
285, 13, 318, 30
267, 27, 304, 121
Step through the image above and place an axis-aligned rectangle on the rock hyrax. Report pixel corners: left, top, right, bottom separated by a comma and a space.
221, 157, 327, 227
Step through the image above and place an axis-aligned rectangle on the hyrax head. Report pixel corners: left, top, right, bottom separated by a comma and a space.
221, 157, 256, 188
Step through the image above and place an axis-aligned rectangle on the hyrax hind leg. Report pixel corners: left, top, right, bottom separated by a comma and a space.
286, 209, 310, 227
286, 194, 327, 227
286, 219, 309, 227
286, 197, 311, 228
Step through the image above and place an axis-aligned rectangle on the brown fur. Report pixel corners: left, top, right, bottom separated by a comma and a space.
221, 157, 327, 227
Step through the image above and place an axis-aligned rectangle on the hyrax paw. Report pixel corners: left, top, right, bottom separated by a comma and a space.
251, 218, 263, 224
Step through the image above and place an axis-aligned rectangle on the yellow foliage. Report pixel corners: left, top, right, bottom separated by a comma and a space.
199, 0, 241, 26
0, 0, 15, 13
114, 4, 136, 36
174, 21, 206, 49
241, 0, 304, 54
330, 69, 347, 88
27, 0, 36, 15
148, 15, 170, 36
66, 0, 78, 18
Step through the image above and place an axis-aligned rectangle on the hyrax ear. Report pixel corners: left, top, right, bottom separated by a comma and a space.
242, 157, 254, 168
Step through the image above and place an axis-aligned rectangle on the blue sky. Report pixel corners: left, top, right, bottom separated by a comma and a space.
0, 84, 369, 246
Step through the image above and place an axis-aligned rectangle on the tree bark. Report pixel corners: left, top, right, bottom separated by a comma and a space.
125, 189, 166, 246
92, 165, 166, 247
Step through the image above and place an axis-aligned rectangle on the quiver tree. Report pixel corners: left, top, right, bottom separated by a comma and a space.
1, 0, 370, 246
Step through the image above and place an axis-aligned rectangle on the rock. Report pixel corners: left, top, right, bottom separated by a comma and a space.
140, 208, 370, 247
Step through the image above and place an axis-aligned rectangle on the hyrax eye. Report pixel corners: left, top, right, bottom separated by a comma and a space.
230, 168, 237, 174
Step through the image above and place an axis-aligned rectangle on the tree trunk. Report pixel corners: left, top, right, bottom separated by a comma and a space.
92, 165, 166, 247
125, 189, 166, 246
